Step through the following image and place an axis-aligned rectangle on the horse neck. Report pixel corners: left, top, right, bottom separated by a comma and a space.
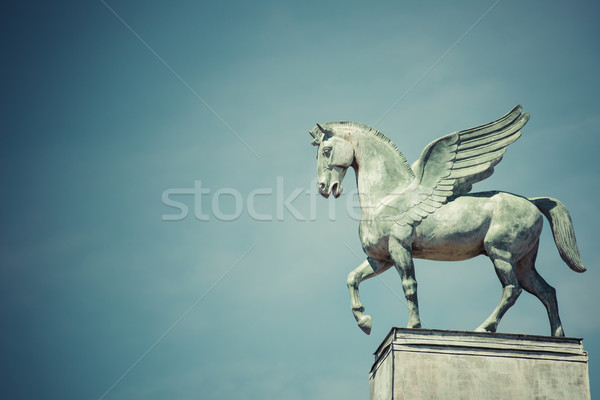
352, 132, 414, 209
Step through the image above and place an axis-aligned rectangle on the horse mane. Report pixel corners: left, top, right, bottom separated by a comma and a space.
326, 121, 415, 179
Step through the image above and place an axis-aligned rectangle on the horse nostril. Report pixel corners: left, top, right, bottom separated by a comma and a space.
319, 182, 326, 191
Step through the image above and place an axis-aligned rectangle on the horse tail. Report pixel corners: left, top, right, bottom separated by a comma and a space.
530, 197, 586, 273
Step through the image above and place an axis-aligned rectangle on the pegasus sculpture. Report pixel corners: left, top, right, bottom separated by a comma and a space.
309, 106, 585, 337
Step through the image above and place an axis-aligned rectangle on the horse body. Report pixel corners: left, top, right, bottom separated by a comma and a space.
309, 107, 585, 337
411, 192, 541, 262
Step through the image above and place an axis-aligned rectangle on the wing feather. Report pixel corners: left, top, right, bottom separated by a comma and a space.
460, 105, 523, 139
392, 105, 529, 226
418, 203, 438, 213
448, 163, 491, 179
456, 135, 519, 159
459, 123, 523, 151
453, 149, 507, 169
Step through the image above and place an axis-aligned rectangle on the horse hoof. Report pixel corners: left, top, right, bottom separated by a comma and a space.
358, 315, 372, 335
553, 327, 565, 337
475, 324, 496, 333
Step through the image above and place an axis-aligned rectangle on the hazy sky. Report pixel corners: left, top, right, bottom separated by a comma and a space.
1, 1, 599, 399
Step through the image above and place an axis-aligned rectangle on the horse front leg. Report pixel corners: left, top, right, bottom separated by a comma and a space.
389, 239, 421, 329
347, 258, 391, 335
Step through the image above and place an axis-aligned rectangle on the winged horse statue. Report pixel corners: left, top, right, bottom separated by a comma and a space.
309, 106, 585, 337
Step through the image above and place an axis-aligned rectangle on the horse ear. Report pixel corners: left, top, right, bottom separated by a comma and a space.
308, 131, 320, 146
316, 123, 333, 137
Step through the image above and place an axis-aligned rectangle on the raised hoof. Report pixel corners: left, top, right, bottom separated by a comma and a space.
357, 315, 372, 335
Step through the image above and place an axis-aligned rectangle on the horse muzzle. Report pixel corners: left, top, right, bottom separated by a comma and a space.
331, 182, 342, 198
319, 181, 342, 198
318, 181, 330, 198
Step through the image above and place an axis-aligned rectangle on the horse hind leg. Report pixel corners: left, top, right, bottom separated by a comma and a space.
516, 241, 565, 337
476, 252, 522, 333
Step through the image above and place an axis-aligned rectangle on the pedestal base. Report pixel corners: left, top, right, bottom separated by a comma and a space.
369, 328, 590, 400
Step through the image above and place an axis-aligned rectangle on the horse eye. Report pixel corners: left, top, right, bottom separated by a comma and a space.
323, 148, 331, 157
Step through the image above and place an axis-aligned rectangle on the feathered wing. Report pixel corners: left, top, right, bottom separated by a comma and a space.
385, 105, 529, 226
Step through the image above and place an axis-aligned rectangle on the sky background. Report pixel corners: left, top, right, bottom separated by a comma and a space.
1, 1, 599, 399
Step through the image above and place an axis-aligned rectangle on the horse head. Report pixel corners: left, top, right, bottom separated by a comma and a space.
309, 123, 355, 198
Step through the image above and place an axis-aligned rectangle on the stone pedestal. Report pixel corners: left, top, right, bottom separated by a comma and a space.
369, 328, 590, 400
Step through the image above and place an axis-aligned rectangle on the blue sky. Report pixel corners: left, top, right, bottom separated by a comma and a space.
1, 1, 599, 399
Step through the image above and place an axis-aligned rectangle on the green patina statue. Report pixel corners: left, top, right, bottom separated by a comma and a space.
309, 106, 585, 337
